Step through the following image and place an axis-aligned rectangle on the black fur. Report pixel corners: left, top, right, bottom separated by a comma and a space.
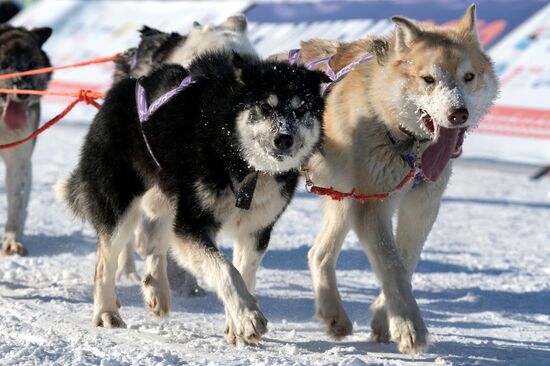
67, 51, 325, 244
256, 225, 273, 252
0, 25, 52, 94
113, 26, 185, 82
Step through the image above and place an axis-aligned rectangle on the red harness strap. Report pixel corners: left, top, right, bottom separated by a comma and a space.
305, 166, 416, 203
303, 142, 421, 203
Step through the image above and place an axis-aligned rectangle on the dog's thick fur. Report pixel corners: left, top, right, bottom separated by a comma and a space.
112, 15, 258, 297
273, 5, 498, 354
57, 51, 326, 345
0, 25, 52, 256
113, 14, 255, 82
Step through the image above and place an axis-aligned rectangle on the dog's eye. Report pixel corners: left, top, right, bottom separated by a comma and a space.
259, 102, 272, 113
422, 75, 435, 84
294, 105, 306, 115
464, 72, 475, 82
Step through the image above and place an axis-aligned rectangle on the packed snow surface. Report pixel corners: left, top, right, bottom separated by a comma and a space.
0, 123, 549, 365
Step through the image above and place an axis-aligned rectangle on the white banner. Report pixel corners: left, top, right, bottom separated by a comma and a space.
466, 3, 550, 165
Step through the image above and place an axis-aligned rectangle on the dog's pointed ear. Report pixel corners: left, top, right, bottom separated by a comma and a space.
392, 16, 421, 53
459, 4, 481, 47
223, 14, 248, 32
30, 27, 52, 46
139, 25, 164, 37
192, 21, 202, 29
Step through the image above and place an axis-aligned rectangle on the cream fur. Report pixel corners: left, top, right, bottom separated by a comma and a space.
285, 4, 498, 355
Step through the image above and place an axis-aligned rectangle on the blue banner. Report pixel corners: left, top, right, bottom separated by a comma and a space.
245, 0, 548, 49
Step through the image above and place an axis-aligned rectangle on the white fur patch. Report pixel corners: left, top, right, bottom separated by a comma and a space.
165, 22, 256, 68
236, 110, 321, 174
291, 96, 303, 109
193, 173, 287, 238
399, 62, 498, 134
267, 94, 278, 107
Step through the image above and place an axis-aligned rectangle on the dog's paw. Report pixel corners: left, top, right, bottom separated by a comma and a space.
388, 315, 429, 355
225, 307, 268, 345
2, 233, 27, 256
142, 273, 170, 319
92, 311, 126, 328
370, 305, 390, 343
116, 269, 141, 283
316, 308, 353, 340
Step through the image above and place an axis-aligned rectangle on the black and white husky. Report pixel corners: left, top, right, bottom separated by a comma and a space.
0, 25, 52, 256
56, 51, 326, 345
112, 15, 258, 297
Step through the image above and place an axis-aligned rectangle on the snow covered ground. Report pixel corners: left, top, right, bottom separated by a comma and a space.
0, 121, 549, 365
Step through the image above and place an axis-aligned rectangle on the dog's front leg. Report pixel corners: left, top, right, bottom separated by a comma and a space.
232, 225, 272, 293
371, 173, 450, 344
308, 199, 353, 339
172, 233, 267, 345
353, 202, 428, 355
2, 147, 33, 256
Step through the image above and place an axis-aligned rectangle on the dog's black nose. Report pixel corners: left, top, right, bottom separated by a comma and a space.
448, 108, 469, 125
273, 134, 294, 151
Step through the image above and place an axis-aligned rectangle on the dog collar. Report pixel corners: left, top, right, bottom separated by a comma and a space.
135, 75, 194, 168
288, 49, 372, 96
230, 171, 259, 210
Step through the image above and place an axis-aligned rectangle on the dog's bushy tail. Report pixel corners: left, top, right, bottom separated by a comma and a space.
54, 171, 88, 221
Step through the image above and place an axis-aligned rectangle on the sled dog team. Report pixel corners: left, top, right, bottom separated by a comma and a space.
1, 5, 498, 355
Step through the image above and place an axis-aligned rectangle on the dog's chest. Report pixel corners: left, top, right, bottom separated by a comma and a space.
195, 173, 288, 237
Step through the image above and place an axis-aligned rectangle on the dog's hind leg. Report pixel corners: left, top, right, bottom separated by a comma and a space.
353, 201, 428, 355
370, 170, 450, 345
1, 144, 33, 256
172, 232, 267, 345
116, 236, 140, 282
138, 187, 172, 319
93, 200, 141, 328
308, 199, 353, 339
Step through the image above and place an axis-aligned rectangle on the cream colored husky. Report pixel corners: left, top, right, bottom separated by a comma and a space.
274, 5, 498, 354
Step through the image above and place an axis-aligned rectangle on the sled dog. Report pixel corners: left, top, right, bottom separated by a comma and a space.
0, 25, 52, 256
113, 15, 257, 297
274, 5, 498, 354
56, 51, 326, 345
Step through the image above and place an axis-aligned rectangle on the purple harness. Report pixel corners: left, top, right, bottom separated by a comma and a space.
135, 76, 194, 167
288, 49, 373, 95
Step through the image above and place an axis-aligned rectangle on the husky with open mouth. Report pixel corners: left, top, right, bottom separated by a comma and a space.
0, 25, 52, 256
273, 5, 498, 354
56, 51, 326, 345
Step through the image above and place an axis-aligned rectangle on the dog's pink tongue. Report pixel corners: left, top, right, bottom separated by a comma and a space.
421, 125, 460, 181
2, 100, 27, 130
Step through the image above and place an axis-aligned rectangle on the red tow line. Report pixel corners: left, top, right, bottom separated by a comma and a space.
0, 53, 121, 150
